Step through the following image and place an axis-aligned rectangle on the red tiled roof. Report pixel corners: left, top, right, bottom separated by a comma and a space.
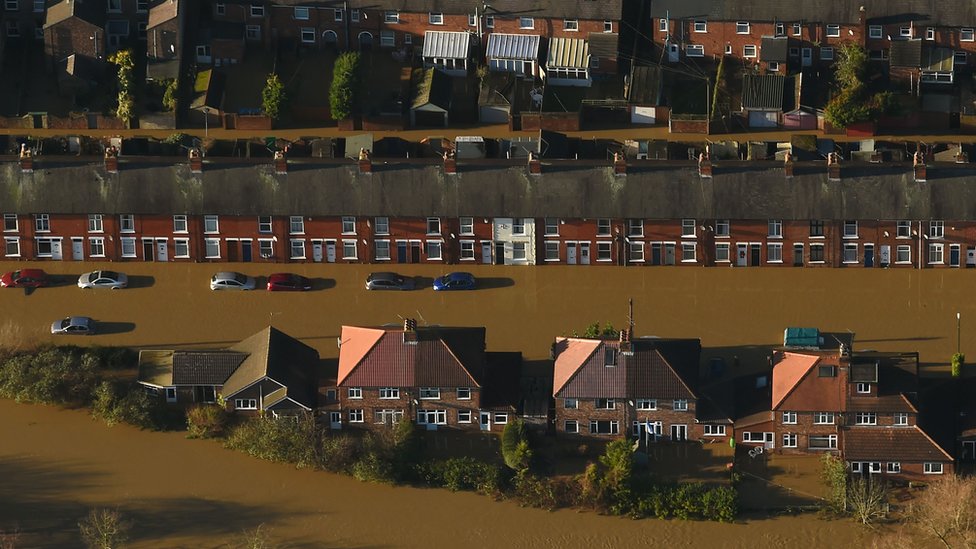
771, 352, 820, 409
844, 426, 953, 462
847, 393, 917, 413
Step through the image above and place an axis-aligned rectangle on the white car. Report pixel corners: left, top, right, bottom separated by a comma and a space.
210, 271, 256, 291
78, 270, 128, 290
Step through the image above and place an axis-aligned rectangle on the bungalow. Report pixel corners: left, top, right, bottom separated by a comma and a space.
421, 30, 471, 77
486, 33, 540, 77
137, 326, 319, 416
544, 37, 591, 87
335, 320, 521, 432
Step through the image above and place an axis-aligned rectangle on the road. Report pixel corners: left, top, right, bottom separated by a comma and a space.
0, 261, 971, 374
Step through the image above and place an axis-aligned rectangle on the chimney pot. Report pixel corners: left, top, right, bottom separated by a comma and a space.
613, 151, 627, 176
274, 150, 287, 174
698, 151, 712, 178
783, 151, 794, 178
188, 147, 203, 173
358, 148, 372, 174
19, 143, 33, 173
104, 145, 119, 173
827, 152, 841, 181
443, 150, 457, 175
527, 152, 542, 175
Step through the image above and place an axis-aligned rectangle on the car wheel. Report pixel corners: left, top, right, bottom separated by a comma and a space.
111, 286, 120, 290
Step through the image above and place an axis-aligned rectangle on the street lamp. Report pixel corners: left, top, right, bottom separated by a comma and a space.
958, 312, 962, 355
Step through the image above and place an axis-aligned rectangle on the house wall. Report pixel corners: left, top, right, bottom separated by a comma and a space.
337, 385, 490, 431
773, 411, 841, 455
147, 16, 179, 62
847, 460, 955, 479
44, 19, 104, 70
555, 397, 699, 440
224, 378, 284, 411
493, 217, 536, 265
269, 4, 344, 49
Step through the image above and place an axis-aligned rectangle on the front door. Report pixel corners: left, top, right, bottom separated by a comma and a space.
750, 244, 761, 266
312, 240, 323, 262
670, 424, 688, 442
495, 242, 505, 265
479, 411, 491, 431
481, 241, 492, 264
951, 244, 961, 267
667, 43, 679, 63
801, 48, 812, 66
227, 240, 239, 262
51, 239, 62, 260
864, 243, 874, 267
330, 411, 342, 430
242, 240, 252, 262
736, 243, 748, 266
411, 242, 422, 263
567, 242, 577, 264
880, 245, 891, 267
397, 241, 408, 262
664, 243, 676, 265
72, 238, 84, 260
580, 242, 591, 264
156, 240, 168, 261
326, 240, 336, 263
651, 243, 662, 265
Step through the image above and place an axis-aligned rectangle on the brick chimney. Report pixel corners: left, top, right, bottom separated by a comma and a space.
104, 145, 119, 174
273, 149, 287, 174
188, 147, 203, 173
956, 145, 969, 163
443, 150, 457, 175
613, 151, 627, 176
618, 328, 633, 354
827, 151, 841, 181
403, 318, 418, 344
783, 151, 794, 178
858, 6, 867, 47
19, 143, 33, 173
527, 151, 542, 175
913, 150, 927, 182
358, 147, 372, 174
698, 150, 712, 178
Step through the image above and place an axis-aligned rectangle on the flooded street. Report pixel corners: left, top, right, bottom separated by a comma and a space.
0, 399, 868, 548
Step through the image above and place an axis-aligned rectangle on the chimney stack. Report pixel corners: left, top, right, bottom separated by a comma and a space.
619, 329, 632, 354
443, 150, 457, 175
783, 151, 794, 178
19, 143, 33, 173
188, 147, 203, 173
698, 149, 712, 178
403, 318, 418, 344
358, 148, 372, 174
827, 151, 841, 181
913, 150, 927, 182
613, 151, 627, 176
104, 145, 119, 174
527, 151, 542, 175
274, 149, 287, 174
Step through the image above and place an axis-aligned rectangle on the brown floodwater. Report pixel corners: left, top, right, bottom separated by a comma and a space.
0, 400, 870, 548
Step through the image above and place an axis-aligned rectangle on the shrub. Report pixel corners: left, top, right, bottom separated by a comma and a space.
91, 381, 159, 429
261, 73, 286, 120
600, 439, 635, 515
824, 86, 871, 128
319, 433, 360, 473
415, 457, 504, 496
78, 508, 130, 549
351, 450, 395, 484
513, 472, 561, 510
0, 347, 101, 405
501, 419, 531, 472
329, 52, 360, 121
225, 414, 318, 468
162, 79, 178, 111
186, 405, 229, 439
952, 353, 965, 378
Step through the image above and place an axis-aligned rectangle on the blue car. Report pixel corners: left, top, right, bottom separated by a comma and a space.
433, 272, 476, 291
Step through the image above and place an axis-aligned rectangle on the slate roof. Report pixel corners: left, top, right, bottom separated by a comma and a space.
649, 0, 976, 26
148, 0, 179, 29
411, 68, 452, 110
760, 37, 789, 63
844, 426, 953, 462
172, 351, 248, 385
349, 0, 622, 21
338, 325, 488, 389
588, 33, 618, 59
628, 65, 662, 105
742, 74, 786, 111
222, 326, 320, 409
14, 157, 976, 220
45, 0, 106, 28
553, 337, 701, 400
890, 40, 923, 68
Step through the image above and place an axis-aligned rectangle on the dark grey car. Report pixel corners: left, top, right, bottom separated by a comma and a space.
365, 272, 416, 291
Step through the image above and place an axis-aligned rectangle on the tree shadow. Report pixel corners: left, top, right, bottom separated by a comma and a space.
123, 497, 303, 545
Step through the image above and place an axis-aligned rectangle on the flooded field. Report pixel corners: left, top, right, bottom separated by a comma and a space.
0, 400, 870, 548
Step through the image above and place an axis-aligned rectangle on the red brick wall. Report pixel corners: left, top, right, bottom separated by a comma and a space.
774, 411, 841, 455
45, 19, 105, 70
337, 386, 487, 431
555, 397, 700, 440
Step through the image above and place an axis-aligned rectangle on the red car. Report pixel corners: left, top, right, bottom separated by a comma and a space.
1, 269, 49, 288
266, 273, 312, 291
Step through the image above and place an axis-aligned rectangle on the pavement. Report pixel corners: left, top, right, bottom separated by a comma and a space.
1, 261, 973, 373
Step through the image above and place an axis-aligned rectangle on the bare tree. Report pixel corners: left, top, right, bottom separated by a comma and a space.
906, 475, 976, 549
78, 508, 130, 549
848, 477, 888, 525
239, 524, 278, 549
0, 528, 20, 549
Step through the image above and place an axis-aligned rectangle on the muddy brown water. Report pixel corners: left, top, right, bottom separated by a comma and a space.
0, 400, 869, 548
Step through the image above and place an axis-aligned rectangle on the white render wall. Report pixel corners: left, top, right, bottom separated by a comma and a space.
493, 217, 536, 265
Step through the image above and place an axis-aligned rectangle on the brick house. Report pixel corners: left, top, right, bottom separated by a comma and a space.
146, 0, 182, 81
552, 332, 731, 443
769, 328, 953, 478
137, 326, 319, 416
334, 321, 521, 432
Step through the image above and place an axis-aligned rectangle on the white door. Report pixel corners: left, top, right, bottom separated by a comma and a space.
764, 432, 775, 449
580, 242, 590, 264
479, 411, 491, 431
72, 238, 84, 261
969, 247, 976, 267
670, 424, 688, 441
567, 242, 577, 264
481, 241, 492, 264
880, 245, 891, 267
312, 240, 323, 262
329, 411, 342, 430
667, 43, 679, 63
736, 243, 748, 266
326, 240, 336, 263
51, 239, 63, 260
156, 240, 168, 261
801, 48, 812, 67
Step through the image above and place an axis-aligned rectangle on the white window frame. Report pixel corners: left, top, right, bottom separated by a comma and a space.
417, 410, 447, 425
927, 27, 935, 40
715, 242, 730, 263
341, 216, 356, 234
294, 7, 309, 20
596, 218, 612, 236
843, 243, 858, 264
564, 398, 578, 409
374, 240, 391, 261
589, 420, 619, 435
204, 215, 219, 234
512, 218, 526, 235
894, 412, 909, 426
301, 27, 315, 44
628, 218, 644, 237
703, 424, 727, 436
565, 420, 579, 433
89, 237, 105, 258
930, 220, 945, 239
736, 21, 750, 34
427, 240, 443, 260
686, 44, 704, 57
348, 409, 364, 423
205, 238, 220, 259
120, 237, 136, 258
820, 47, 835, 60
783, 433, 798, 448
856, 382, 871, 394
250, 4, 264, 17
964, 28, 975, 42
379, 387, 400, 399
681, 243, 696, 263
174, 238, 189, 259
768, 243, 783, 263
342, 239, 357, 260
456, 387, 471, 400
2, 213, 16, 232
87, 214, 103, 233
694, 20, 707, 33
628, 241, 644, 263
809, 434, 838, 450
289, 216, 305, 234
792, 23, 802, 36
289, 239, 306, 260
896, 245, 912, 264
924, 462, 944, 474
896, 220, 911, 238
460, 240, 475, 261
826, 24, 840, 37
564, 19, 578, 31
843, 220, 858, 238
595, 398, 615, 410
673, 399, 688, 411
426, 217, 441, 235
419, 387, 440, 400
767, 219, 782, 238
636, 399, 657, 411
4, 237, 20, 258
855, 412, 877, 425
258, 239, 273, 259
743, 44, 757, 58
347, 387, 363, 399
782, 411, 797, 424
494, 412, 508, 425
869, 25, 883, 39
458, 410, 472, 423
715, 219, 730, 237
929, 243, 945, 264
681, 219, 696, 237
235, 398, 257, 410
429, 12, 443, 25
374, 216, 390, 235
814, 412, 835, 425
119, 214, 134, 233
659, 18, 668, 32
519, 17, 534, 30
596, 241, 612, 262
545, 241, 560, 261
460, 216, 474, 235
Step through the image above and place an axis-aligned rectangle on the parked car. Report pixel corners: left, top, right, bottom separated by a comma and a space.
267, 273, 312, 291
1, 268, 48, 288
433, 272, 476, 291
210, 272, 256, 291
51, 316, 96, 335
365, 272, 416, 291
77, 270, 128, 290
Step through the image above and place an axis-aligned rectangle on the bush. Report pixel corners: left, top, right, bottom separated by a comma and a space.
261, 73, 286, 120
351, 450, 395, 484
631, 484, 736, 522
329, 52, 360, 121
952, 353, 965, 378
824, 86, 871, 128
0, 347, 101, 405
78, 508, 130, 549
414, 457, 504, 496
319, 433, 360, 473
501, 419, 531, 472
513, 472, 562, 510
162, 79, 178, 111
224, 414, 318, 468
91, 381, 160, 429
186, 405, 229, 439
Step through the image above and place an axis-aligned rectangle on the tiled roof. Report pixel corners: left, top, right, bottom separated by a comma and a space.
890, 40, 923, 68
771, 352, 820, 409
627, 65, 662, 105
222, 326, 320, 409
45, 0, 106, 29
148, 0, 179, 29
844, 426, 952, 462
649, 0, 976, 26
172, 351, 247, 385
553, 337, 700, 400
587, 33, 618, 58
847, 393, 918, 413
350, 0, 622, 21
742, 74, 786, 111
338, 326, 487, 389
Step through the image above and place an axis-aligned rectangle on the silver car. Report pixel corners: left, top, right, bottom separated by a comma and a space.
210, 271, 256, 291
365, 272, 416, 291
78, 270, 128, 290
51, 316, 96, 335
